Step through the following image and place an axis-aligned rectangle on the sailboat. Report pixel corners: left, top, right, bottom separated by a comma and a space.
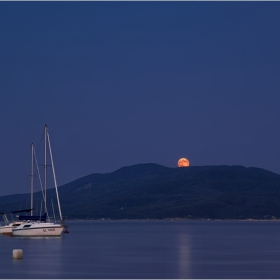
12, 125, 65, 237
0, 145, 38, 236
0, 144, 46, 236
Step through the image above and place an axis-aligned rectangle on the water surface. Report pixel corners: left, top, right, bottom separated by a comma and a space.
0, 220, 280, 278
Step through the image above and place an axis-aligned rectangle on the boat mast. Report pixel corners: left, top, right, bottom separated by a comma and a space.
31, 143, 34, 216
44, 125, 47, 214
46, 126, 63, 221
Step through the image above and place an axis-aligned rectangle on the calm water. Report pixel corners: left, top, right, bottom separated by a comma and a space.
1, 220, 280, 278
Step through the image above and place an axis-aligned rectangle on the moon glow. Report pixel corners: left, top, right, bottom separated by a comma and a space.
178, 158, 190, 167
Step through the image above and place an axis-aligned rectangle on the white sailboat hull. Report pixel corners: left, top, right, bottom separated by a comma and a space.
12, 222, 64, 237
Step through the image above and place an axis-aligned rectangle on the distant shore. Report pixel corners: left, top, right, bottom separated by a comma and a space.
65, 218, 280, 222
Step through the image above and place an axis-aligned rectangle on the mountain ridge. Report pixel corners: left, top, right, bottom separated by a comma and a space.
1, 163, 280, 220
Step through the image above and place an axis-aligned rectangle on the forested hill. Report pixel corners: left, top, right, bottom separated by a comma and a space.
1, 164, 280, 220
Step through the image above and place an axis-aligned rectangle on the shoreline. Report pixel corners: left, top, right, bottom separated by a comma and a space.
65, 218, 280, 222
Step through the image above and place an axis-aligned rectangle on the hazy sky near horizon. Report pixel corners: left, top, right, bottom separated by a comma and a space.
0, 2, 280, 196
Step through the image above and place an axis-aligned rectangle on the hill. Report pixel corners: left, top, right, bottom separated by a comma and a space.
1, 164, 280, 220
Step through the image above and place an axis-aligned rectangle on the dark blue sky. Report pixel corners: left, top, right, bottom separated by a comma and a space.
1, 2, 280, 196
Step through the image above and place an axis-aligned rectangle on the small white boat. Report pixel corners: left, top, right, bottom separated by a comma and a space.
12, 125, 65, 237
0, 222, 23, 236
0, 213, 23, 236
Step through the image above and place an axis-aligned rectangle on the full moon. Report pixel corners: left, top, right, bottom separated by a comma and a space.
178, 158, 190, 167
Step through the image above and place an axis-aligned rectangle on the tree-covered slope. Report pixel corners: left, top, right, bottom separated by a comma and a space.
1, 164, 280, 220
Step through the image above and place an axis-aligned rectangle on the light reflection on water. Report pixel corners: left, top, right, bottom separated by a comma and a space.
178, 233, 191, 278
0, 220, 280, 278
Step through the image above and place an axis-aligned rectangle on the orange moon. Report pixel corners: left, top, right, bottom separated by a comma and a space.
178, 158, 190, 167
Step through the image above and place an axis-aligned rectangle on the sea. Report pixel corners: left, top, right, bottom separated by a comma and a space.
1, 220, 280, 279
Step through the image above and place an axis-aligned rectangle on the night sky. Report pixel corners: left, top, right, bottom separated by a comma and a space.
1, 2, 280, 196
